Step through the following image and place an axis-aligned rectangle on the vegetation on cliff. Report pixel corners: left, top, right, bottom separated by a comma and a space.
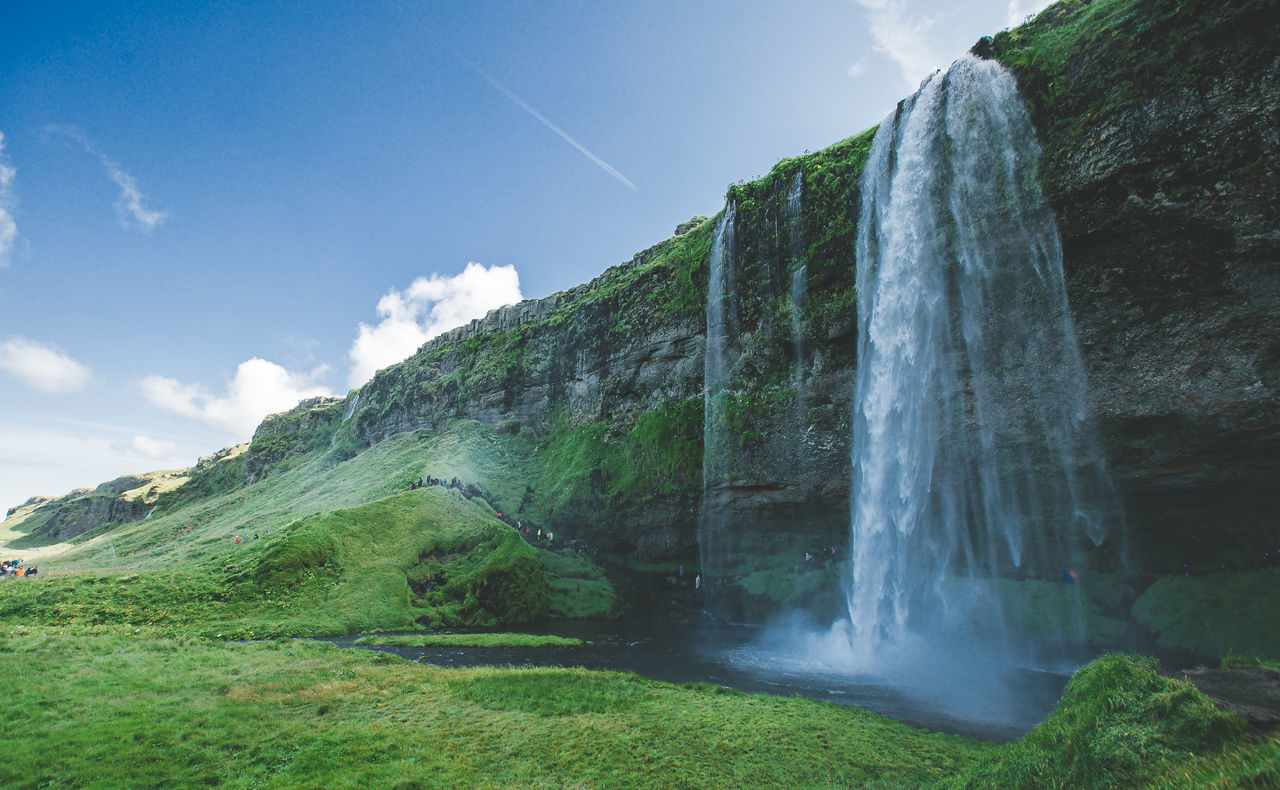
1, 0, 1277, 785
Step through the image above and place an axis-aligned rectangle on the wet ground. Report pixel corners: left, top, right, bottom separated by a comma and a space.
322, 617, 1072, 742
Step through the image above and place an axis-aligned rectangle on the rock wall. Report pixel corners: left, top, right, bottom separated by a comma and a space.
256, 0, 1277, 572
995, 0, 1280, 569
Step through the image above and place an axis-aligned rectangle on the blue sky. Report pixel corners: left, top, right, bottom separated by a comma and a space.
0, 0, 1051, 510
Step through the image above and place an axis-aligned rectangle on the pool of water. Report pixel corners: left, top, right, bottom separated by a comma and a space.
323, 617, 1071, 742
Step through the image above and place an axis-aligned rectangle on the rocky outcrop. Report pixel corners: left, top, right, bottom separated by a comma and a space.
6, 496, 51, 519
1183, 666, 1280, 729
243, 397, 345, 481
13, 484, 156, 545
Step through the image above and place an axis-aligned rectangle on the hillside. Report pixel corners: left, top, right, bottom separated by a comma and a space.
3, 0, 1280, 786
5, 0, 1279, 643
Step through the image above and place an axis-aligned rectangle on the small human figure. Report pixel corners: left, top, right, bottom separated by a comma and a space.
253, 533, 259, 541
695, 574, 702, 590
234, 536, 241, 544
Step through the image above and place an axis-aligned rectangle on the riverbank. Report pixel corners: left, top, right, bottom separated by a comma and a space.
0, 626, 989, 789
3, 626, 1276, 788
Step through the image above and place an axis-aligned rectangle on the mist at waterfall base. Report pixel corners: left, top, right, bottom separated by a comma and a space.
704, 55, 1123, 734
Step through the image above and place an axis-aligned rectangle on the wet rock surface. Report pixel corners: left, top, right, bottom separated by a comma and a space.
1183, 666, 1280, 729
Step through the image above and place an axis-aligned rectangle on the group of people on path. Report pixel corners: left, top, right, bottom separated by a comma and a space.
1, 558, 36, 578
409, 475, 458, 490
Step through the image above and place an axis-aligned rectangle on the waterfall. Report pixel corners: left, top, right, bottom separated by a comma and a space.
342, 392, 361, 422
845, 55, 1119, 662
700, 203, 737, 607
786, 170, 806, 381
332, 391, 361, 449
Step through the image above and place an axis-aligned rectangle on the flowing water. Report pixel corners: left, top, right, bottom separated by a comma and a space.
699, 204, 737, 607
324, 617, 1067, 742
342, 391, 361, 421
844, 55, 1120, 666
786, 169, 806, 381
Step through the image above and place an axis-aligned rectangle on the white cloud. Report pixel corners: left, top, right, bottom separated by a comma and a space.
1006, 0, 1053, 28
0, 337, 92, 393
848, 59, 869, 79
0, 420, 194, 512
129, 434, 180, 460
854, 0, 942, 87
347, 262, 522, 387
0, 130, 17, 267
46, 125, 167, 231
140, 358, 332, 439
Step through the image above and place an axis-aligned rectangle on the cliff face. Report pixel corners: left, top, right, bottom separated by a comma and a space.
311, 0, 1278, 577
994, 0, 1280, 568
113, 0, 1250, 587
8, 475, 163, 545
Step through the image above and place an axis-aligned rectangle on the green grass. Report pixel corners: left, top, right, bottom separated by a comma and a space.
943, 654, 1249, 789
1131, 569, 1280, 658
0, 626, 990, 789
353, 632, 584, 648
540, 548, 618, 619
0, 488, 548, 638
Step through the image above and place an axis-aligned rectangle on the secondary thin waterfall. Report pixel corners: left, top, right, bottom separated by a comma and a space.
700, 203, 737, 604
786, 170, 806, 380
846, 55, 1118, 660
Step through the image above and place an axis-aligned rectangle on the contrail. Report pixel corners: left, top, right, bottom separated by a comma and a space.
463, 59, 637, 191
45, 125, 168, 230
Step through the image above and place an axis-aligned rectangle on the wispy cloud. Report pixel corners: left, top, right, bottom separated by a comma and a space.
348, 262, 522, 387
126, 434, 181, 460
140, 358, 331, 439
0, 131, 17, 267
0, 337, 92, 393
848, 59, 869, 79
46, 125, 168, 230
460, 57, 637, 191
853, 0, 941, 88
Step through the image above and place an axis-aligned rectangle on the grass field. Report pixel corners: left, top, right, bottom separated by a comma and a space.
354, 632, 584, 648
0, 627, 990, 790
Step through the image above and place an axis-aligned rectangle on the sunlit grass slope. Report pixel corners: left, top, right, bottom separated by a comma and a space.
0, 488, 547, 637
0, 420, 609, 632
0, 627, 990, 790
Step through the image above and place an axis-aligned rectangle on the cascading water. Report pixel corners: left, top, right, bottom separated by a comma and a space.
786, 170, 806, 382
332, 391, 361, 449
700, 202, 737, 607
844, 55, 1120, 665
342, 392, 361, 422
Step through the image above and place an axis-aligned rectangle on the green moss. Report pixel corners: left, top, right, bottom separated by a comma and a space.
992, 0, 1279, 185
1131, 570, 1280, 659
944, 654, 1245, 789
611, 397, 703, 499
